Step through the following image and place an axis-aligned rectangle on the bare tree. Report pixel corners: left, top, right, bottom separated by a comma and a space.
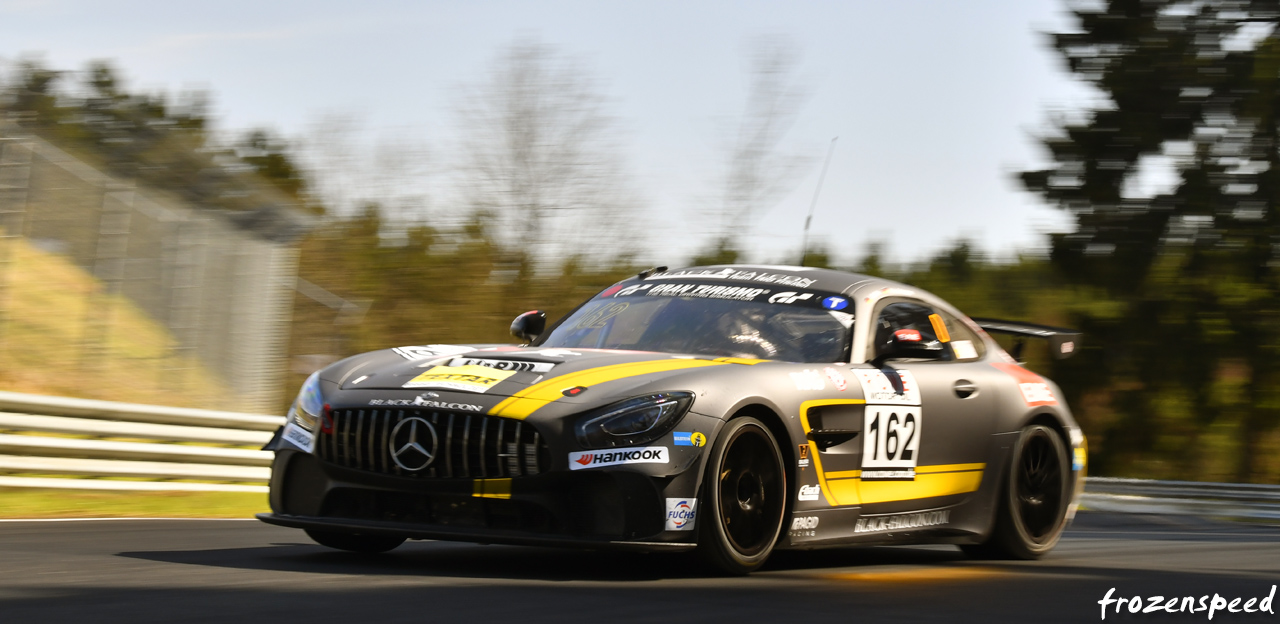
714, 36, 814, 245
298, 112, 433, 225
452, 39, 640, 265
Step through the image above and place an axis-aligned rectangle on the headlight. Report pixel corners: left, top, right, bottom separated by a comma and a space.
575, 392, 694, 449
286, 372, 325, 432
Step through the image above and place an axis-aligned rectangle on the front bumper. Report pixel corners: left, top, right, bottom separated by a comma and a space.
265, 448, 703, 548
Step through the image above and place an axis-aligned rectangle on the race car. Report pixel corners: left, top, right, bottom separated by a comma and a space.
258, 264, 1086, 574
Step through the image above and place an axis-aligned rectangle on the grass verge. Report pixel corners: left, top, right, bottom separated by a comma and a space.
0, 488, 269, 519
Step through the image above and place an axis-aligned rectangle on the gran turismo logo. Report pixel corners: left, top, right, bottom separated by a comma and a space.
388, 417, 439, 471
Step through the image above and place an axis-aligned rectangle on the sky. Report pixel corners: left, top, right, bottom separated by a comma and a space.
0, 0, 1099, 267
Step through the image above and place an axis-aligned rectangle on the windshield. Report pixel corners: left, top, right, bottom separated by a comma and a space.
540, 282, 855, 362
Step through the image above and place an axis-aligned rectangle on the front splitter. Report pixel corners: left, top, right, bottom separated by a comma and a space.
257, 513, 698, 552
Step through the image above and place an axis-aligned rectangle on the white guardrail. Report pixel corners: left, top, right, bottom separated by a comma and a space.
0, 390, 282, 493
0, 389, 1277, 514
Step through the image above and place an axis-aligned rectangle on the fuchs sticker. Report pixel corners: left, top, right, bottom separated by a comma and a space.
797, 484, 822, 501
449, 357, 555, 374
393, 344, 475, 360
569, 446, 668, 470
282, 422, 315, 453
665, 498, 697, 531
852, 369, 921, 405
854, 510, 950, 534
823, 367, 847, 391
403, 364, 516, 393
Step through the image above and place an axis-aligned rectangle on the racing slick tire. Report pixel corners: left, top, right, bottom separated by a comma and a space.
305, 529, 406, 554
698, 416, 787, 575
961, 424, 1070, 560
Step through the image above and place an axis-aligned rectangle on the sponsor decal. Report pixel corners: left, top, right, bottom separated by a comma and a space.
790, 369, 826, 391
281, 422, 315, 453
1061, 340, 1075, 355
797, 484, 822, 501
643, 282, 770, 302
665, 498, 697, 531
449, 357, 555, 373
392, 344, 476, 360
789, 515, 820, 538
673, 431, 707, 447
598, 284, 625, 298
951, 340, 978, 360
368, 394, 485, 411
562, 386, 588, 397
854, 510, 950, 534
852, 369, 921, 405
1074, 447, 1087, 472
822, 296, 849, 311
823, 367, 847, 391
646, 267, 817, 289
1019, 382, 1057, 405
568, 446, 669, 470
798, 444, 810, 468
768, 291, 814, 304
991, 363, 1059, 406
403, 364, 516, 393
894, 328, 922, 342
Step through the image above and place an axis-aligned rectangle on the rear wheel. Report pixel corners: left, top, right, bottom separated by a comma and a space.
961, 424, 1070, 559
698, 416, 786, 575
305, 529, 406, 553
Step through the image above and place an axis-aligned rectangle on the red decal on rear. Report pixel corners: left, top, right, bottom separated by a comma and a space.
991, 362, 1059, 406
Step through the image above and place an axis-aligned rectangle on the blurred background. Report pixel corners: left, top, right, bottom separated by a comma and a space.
0, 0, 1278, 485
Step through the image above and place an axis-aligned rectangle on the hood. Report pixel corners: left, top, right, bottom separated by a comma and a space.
343, 344, 754, 400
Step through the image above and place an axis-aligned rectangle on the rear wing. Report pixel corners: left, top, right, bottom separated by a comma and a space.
970, 318, 1081, 360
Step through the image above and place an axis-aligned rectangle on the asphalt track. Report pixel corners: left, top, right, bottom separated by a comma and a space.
0, 512, 1277, 623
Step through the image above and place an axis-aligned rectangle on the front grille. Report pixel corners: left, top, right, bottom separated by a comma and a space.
318, 408, 548, 478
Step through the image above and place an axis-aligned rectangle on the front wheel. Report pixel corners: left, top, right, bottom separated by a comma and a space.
698, 416, 787, 575
962, 424, 1070, 559
305, 529, 406, 553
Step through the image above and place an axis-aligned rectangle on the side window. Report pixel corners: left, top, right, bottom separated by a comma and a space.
936, 309, 986, 362
868, 301, 955, 362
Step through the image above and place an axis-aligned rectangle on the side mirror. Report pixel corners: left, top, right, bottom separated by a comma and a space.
872, 328, 946, 367
511, 310, 546, 343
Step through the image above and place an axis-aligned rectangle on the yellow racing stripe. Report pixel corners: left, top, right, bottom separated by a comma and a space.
852, 467, 984, 504
798, 399, 868, 506
488, 358, 727, 419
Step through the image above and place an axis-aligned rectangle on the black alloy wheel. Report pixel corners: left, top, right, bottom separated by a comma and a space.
1014, 426, 1067, 541
961, 424, 1070, 560
699, 416, 786, 574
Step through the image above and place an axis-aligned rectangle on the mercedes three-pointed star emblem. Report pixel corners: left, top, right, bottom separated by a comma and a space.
388, 417, 438, 471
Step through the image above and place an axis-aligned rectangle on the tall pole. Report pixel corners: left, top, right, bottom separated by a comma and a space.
800, 136, 838, 266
